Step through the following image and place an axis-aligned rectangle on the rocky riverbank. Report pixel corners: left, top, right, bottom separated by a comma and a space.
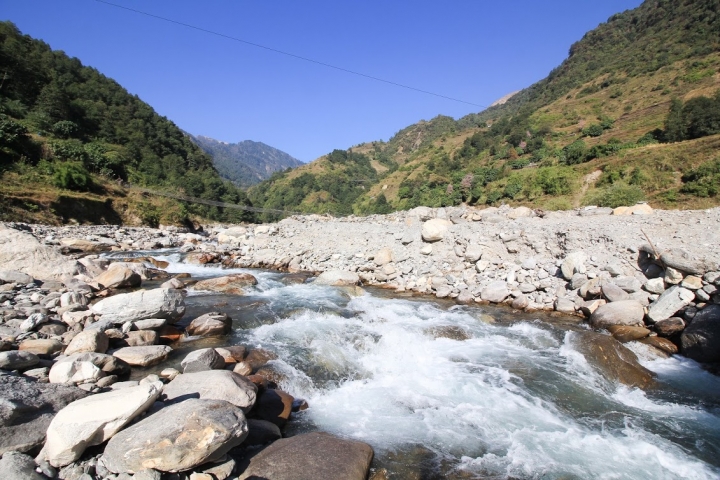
0, 203, 719, 479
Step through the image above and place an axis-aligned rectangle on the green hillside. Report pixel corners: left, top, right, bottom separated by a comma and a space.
0, 21, 253, 225
249, 0, 720, 216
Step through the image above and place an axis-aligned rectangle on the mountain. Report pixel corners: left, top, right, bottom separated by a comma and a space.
249, 0, 720, 220
190, 135, 303, 188
0, 21, 254, 225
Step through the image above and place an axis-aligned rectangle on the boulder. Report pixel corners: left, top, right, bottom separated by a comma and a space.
186, 312, 232, 337
59, 238, 111, 253
102, 399, 248, 474
480, 281, 509, 303
607, 325, 651, 343
373, 248, 393, 266
181, 348, 225, 373
0, 451, 45, 480
251, 389, 294, 427
314, 270, 360, 286
568, 331, 655, 389
421, 219, 452, 242
19, 313, 48, 332
132, 318, 168, 330
0, 270, 34, 284
654, 317, 685, 337
64, 330, 109, 355
644, 277, 666, 294
0, 227, 78, 280
612, 276, 643, 293
18, 339, 64, 356
646, 286, 695, 323
162, 370, 257, 412
681, 304, 720, 363
561, 252, 586, 281
237, 432, 373, 480
243, 418, 282, 446
589, 300, 645, 329
93, 263, 141, 290
0, 351, 39, 371
660, 249, 714, 276
602, 282, 630, 302
193, 274, 258, 295
90, 288, 185, 324
639, 336, 679, 355
111, 346, 172, 367
0, 376, 86, 455
44, 382, 161, 468
116, 330, 157, 347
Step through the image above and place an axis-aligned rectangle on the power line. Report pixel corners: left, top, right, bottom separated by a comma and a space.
91, 0, 485, 108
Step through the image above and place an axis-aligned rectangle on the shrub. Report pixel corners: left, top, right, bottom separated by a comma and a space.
584, 183, 645, 208
52, 162, 92, 191
582, 124, 604, 137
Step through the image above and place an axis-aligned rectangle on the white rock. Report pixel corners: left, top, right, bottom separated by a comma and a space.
314, 270, 360, 286
90, 288, 185, 324
421, 219, 453, 243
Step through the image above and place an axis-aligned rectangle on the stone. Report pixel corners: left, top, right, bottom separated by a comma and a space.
589, 300, 645, 329
647, 286, 695, 323
561, 251, 586, 281
639, 337, 678, 355
90, 288, 185, 325
132, 318, 168, 330
44, 382, 161, 467
680, 275, 703, 290
0, 451, 45, 480
0, 227, 78, 280
186, 312, 232, 337
102, 399, 248, 474
568, 331, 655, 389
464, 245, 483, 263
480, 281, 509, 303
314, 270, 360, 286
664, 267, 684, 285
554, 298, 576, 314
373, 248, 393, 266
193, 274, 258, 295
93, 263, 142, 290
579, 299, 606, 316
233, 362, 252, 376
0, 351, 39, 371
569, 273, 588, 290
111, 346, 172, 367
196, 456, 236, 480
117, 330, 157, 347
64, 330, 109, 355
654, 317, 685, 337
644, 277, 665, 295
161, 277, 186, 289
612, 276, 642, 293
607, 325, 651, 343
251, 389, 294, 428
661, 249, 714, 276
629, 203, 653, 215
237, 431, 373, 480
18, 339, 64, 356
19, 313, 48, 333
181, 348, 225, 373
0, 375, 86, 455
420, 245, 433, 255
243, 418, 282, 446
602, 282, 630, 302
49, 353, 130, 384
579, 278, 602, 299
59, 238, 111, 253
421, 219, 452, 242
0, 270, 34, 284
508, 206, 532, 219
680, 304, 720, 363
162, 370, 257, 412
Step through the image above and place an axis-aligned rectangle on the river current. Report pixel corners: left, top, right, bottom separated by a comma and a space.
116, 251, 720, 479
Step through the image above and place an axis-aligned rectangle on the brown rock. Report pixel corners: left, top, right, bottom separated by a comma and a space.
607, 325, 651, 343
157, 325, 183, 344
246, 374, 268, 393
232, 362, 252, 376
186, 312, 232, 337
18, 338, 64, 356
194, 274, 257, 295
117, 330, 157, 347
639, 336, 679, 355
245, 348, 278, 372
654, 317, 685, 337
93, 263, 142, 290
251, 389, 293, 427
64, 330, 109, 355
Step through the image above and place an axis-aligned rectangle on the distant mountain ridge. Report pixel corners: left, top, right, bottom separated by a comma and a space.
190, 135, 303, 188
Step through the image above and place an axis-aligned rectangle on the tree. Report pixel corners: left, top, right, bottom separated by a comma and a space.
664, 97, 686, 142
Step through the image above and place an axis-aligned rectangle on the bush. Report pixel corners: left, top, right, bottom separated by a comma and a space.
584, 183, 645, 208
680, 159, 720, 197
582, 124, 604, 137
52, 162, 92, 191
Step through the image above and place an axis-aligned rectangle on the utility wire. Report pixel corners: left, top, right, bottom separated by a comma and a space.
92, 0, 485, 108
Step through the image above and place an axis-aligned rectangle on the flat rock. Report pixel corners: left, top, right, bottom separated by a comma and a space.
314, 270, 360, 286
93, 263, 142, 290
0, 227, 78, 280
661, 249, 714, 276
237, 431, 373, 480
90, 288, 185, 325
49, 352, 130, 384
681, 304, 720, 363
102, 399, 248, 474
193, 274, 258, 295
654, 317, 685, 337
44, 382, 161, 467
18, 338, 64, 356
590, 300, 645, 329
607, 325, 651, 343
639, 336, 679, 355
612, 276, 643, 293
111, 346, 172, 367
162, 370, 257, 412
602, 282, 630, 302
647, 286, 695, 323
181, 348, 225, 373
186, 312, 232, 337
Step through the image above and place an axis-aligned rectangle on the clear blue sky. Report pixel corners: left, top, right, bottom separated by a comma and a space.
2, 0, 643, 162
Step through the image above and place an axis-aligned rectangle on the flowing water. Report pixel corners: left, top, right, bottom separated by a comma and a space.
112, 251, 720, 479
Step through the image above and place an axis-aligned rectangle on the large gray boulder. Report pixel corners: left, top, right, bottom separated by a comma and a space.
681, 304, 720, 363
0, 376, 87, 455
314, 270, 360, 286
0, 451, 45, 480
237, 431, 373, 480
561, 251, 586, 281
180, 348, 225, 373
481, 281, 510, 303
0, 227, 78, 280
91, 288, 185, 324
0, 351, 39, 371
647, 286, 695, 323
44, 382, 162, 468
101, 399, 248, 474
590, 300, 645, 329
162, 370, 257, 412
49, 352, 130, 384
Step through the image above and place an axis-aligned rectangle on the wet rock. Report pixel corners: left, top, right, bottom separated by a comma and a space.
161, 277, 186, 289
90, 288, 185, 325
568, 331, 655, 389
639, 336, 679, 355
680, 304, 720, 363
0, 351, 39, 371
590, 300, 645, 329
0, 451, 45, 480
162, 370, 257, 412
102, 399, 248, 474
44, 382, 161, 468
64, 330, 109, 355
193, 274, 258, 295
111, 345, 172, 367
425, 325, 472, 341
237, 431, 373, 480
421, 219, 452, 242
314, 270, 360, 286
93, 263, 142, 290
654, 317, 685, 337
647, 286, 695, 323
181, 348, 225, 373
0, 375, 86, 455
250, 389, 294, 428
186, 312, 232, 337
607, 325, 651, 343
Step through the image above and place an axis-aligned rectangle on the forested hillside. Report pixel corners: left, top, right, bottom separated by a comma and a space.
249, 0, 720, 216
190, 135, 302, 188
0, 21, 253, 225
